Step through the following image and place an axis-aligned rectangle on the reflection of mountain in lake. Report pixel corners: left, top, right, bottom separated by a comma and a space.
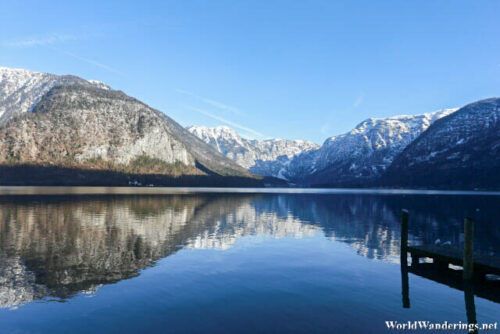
0, 193, 498, 309
0, 195, 321, 308
251, 194, 499, 260
186, 202, 321, 250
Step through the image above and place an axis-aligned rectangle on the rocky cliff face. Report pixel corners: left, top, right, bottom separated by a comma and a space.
187, 125, 319, 179
0, 85, 195, 167
0, 67, 256, 185
382, 98, 500, 189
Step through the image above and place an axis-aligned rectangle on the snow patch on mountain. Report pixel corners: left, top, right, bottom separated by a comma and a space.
383, 98, 500, 189
288, 108, 458, 184
187, 125, 319, 179
0, 66, 110, 124
187, 108, 457, 183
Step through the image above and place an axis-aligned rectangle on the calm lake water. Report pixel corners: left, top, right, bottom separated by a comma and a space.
0, 187, 498, 333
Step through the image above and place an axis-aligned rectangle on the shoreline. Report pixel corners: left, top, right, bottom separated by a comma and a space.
1, 186, 499, 196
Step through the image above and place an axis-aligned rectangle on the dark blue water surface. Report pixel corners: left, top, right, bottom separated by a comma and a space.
0, 188, 498, 333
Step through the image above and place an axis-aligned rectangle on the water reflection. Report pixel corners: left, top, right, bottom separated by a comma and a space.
0, 193, 498, 310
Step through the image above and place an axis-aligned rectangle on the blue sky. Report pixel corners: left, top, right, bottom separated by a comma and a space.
1, 1, 499, 143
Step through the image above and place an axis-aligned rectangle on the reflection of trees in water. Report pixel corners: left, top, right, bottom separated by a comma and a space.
0, 193, 498, 308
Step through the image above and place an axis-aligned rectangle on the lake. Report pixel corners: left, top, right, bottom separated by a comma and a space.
0, 187, 498, 333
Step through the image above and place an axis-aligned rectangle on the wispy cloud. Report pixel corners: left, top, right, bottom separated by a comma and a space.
352, 92, 365, 108
185, 106, 264, 138
2, 32, 122, 76
2, 33, 79, 48
50, 47, 124, 76
177, 89, 244, 115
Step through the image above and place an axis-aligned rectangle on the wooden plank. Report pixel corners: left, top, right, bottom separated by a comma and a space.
408, 245, 500, 275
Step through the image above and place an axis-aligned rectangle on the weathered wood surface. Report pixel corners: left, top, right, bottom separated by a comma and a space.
463, 217, 474, 280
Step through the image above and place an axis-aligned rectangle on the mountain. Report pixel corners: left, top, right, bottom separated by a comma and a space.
187, 125, 319, 179
189, 110, 457, 185
2, 67, 496, 189
382, 98, 500, 189
0, 67, 261, 186
0, 66, 110, 125
292, 109, 457, 186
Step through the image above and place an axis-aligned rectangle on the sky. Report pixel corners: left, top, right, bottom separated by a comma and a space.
1, 1, 499, 143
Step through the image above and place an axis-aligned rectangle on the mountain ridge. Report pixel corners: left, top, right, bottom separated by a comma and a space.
188, 109, 458, 185
293, 108, 457, 186
187, 125, 319, 179
0, 67, 263, 186
1, 66, 498, 189
0, 66, 110, 125
381, 97, 500, 189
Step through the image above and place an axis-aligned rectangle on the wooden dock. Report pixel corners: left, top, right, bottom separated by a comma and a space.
408, 244, 500, 277
399, 211, 499, 331
401, 213, 500, 279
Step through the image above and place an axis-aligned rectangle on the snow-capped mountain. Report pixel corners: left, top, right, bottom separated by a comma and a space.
2, 67, 496, 189
383, 98, 500, 189
187, 125, 319, 179
0, 67, 259, 186
0, 66, 110, 125
188, 110, 457, 184
291, 109, 457, 185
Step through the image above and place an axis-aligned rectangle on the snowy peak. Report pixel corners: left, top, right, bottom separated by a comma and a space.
287, 108, 458, 185
186, 109, 458, 183
86, 80, 111, 90
187, 125, 246, 150
0, 67, 256, 185
383, 98, 500, 189
187, 125, 319, 177
189, 125, 240, 138
0, 66, 110, 124
327, 109, 456, 146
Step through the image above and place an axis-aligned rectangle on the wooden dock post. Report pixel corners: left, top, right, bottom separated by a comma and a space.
401, 209, 409, 264
463, 217, 474, 280
400, 209, 410, 308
